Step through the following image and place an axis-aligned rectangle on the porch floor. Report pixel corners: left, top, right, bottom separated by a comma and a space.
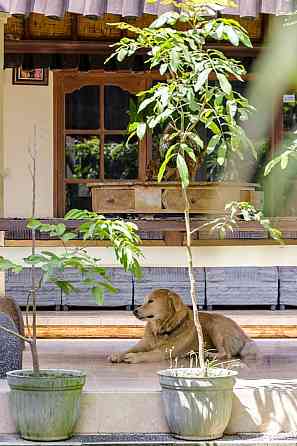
2, 339, 297, 436
27, 310, 297, 339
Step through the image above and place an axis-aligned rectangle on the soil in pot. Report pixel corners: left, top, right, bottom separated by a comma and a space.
7, 368, 86, 441
158, 367, 238, 441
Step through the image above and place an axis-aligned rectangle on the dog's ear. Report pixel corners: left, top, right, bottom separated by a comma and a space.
168, 291, 184, 313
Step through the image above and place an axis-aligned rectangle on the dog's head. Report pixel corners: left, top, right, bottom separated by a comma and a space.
133, 289, 188, 334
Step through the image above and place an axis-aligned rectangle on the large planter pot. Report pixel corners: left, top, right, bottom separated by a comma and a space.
158, 368, 238, 441
6, 369, 86, 441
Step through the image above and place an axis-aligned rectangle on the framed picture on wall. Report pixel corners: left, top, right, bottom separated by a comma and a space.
12, 67, 49, 86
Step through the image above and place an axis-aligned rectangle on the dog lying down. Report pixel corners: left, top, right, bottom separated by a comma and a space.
109, 288, 258, 364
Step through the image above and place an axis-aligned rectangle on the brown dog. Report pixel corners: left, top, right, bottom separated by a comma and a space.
109, 288, 258, 364
0, 296, 25, 348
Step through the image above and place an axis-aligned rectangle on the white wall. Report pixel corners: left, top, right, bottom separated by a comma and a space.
3, 69, 53, 217
1, 245, 297, 267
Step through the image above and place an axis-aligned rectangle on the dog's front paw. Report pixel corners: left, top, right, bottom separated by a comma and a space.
109, 352, 126, 363
123, 353, 144, 364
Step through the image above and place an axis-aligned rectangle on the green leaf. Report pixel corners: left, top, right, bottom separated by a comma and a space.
92, 286, 104, 305
206, 120, 220, 135
207, 134, 221, 155
55, 223, 66, 237
281, 154, 289, 170
215, 22, 225, 39
264, 159, 277, 176
227, 100, 237, 118
225, 25, 240, 46
239, 31, 253, 48
117, 48, 128, 62
176, 153, 189, 188
138, 96, 154, 113
136, 122, 146, 140
61, 232, 77, 241
55, 280, 76, 295
160, 63, 168, 76
157, 155, 175, 182
217, 73, 232, 94
101, 281, 118, 293
181, 144, 196, 162
26, 219, 42, 230
25, 254, 48, 265
217, 142, 227, 166
194, 68, 211, 92
150, 11, 179, 29
0, 258, 22, 272
188, 133, 204, 149
40, 251, 60, 260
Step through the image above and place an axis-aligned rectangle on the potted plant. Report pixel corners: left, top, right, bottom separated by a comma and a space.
0, 142, 142, 441
108, 0, 282, 440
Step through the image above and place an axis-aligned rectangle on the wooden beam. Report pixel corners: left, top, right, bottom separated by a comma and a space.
5, 40, 262, 56
24, 324, 297, 339
26, 325, 144, 339
5, 238, 297, 247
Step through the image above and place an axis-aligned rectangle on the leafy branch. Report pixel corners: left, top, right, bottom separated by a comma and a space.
192, 201, 283, 241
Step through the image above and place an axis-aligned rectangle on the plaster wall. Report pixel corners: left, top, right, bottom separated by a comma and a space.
3, 69, 53, 218
1, 245, 297, 267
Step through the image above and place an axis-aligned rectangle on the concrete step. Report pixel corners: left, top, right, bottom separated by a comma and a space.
1, 340, 297, 437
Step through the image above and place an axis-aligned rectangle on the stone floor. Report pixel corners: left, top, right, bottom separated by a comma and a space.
0, 338, 295, 392
20, 338, 297, 384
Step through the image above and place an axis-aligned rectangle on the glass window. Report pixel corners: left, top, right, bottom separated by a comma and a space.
65, 135, 100, 180
104, 86, 131, 130
104, 135, 138, 180
65, 86, 100, 130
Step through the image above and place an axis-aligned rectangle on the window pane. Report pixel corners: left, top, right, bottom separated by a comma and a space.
65, 135, 100, 179
65, 184, 92, 212
65, 86, 100, 130
104, 86, 132, 130
104, 135, 138, 180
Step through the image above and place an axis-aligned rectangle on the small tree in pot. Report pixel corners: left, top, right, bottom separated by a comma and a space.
108, 0, 282, 440
0, 142, 142, 441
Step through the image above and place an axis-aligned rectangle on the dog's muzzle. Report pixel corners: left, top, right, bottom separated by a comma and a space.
133, 308, 139, 317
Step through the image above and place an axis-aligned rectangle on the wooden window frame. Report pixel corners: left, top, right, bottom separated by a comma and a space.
53, 70, 153, 217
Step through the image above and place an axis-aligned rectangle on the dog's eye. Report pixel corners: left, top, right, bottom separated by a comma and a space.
148, 299, 153, 304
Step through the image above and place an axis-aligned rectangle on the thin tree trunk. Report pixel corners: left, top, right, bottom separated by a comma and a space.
29, 127, 40, 375
29, 336, 40, 374
182, 187, 205, 375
